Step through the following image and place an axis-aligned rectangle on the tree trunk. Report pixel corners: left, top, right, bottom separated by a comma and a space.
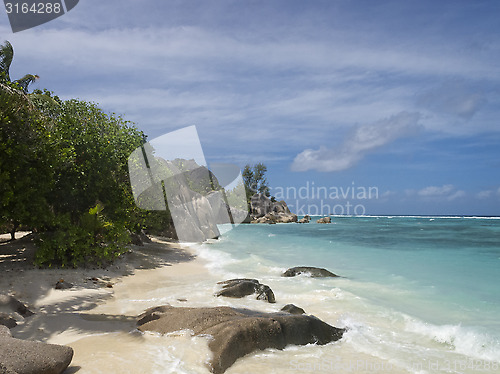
10, 221, 19, 241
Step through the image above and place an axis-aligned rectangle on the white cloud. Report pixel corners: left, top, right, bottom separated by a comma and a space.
447, 190, 466, 201
476, 190, 492, 199
417, 184, 465, 201
291, 111, 421, 172
418, 184, 455, 197
417, 80, 486, 119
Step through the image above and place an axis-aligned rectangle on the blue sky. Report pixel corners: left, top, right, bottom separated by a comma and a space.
2, 0, 500, 215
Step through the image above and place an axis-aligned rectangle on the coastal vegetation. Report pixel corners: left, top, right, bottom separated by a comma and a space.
0, 40, 148, 267
0, 40, 280, 267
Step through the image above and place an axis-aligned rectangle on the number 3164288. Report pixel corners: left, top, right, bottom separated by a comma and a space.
5, 2, 62, 14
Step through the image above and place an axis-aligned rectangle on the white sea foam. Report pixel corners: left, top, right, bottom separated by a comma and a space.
173, 217, 500, 373
405, 318, 500, 362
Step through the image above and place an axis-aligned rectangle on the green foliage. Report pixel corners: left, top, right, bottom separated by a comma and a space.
0, 40, 13, 83
1, 40, 165, 267
242, 163, 270, 202
0, 83, 55, 238
34, 203, 130, 267
47, 99, 145, 223
0, 40, 38, 93
30, 97, 147, 266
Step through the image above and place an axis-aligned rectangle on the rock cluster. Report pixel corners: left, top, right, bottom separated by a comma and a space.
137, 305, 345, 374
138, 268, 343, 373
298, 214, 311, 223
249, 193, 297, 223
316, 216, 332, 223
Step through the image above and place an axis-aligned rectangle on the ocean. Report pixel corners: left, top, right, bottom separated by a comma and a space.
87, 216, 500, 373
188, 216, 500, 373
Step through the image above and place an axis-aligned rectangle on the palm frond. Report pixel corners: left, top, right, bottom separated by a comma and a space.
14, 74, 40, 94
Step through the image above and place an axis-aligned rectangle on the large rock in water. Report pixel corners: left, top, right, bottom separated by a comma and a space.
0, 326, 73, 374
298, 215, 311, 223
249, 194, 297, 223
316, 216, 331, 223
282, 266, 339, 278
216, 279, 275, 303
137, 306, 345, 374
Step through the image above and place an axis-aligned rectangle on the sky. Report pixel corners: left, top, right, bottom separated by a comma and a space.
2, 0, 500, 216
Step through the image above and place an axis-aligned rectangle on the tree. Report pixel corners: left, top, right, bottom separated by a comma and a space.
0, 40, 39, 94
242, 163, 270, 200
0, 83, 55, 240
32, 97, 147, 267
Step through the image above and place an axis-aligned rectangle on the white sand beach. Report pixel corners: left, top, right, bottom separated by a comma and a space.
1, 232, 212, 373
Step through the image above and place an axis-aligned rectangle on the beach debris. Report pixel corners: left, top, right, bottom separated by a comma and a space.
316, 216, 331, 223
137, 305, 345, 374
298, 215, 311, 223
280, 304, 305, 315
282, 266, 338, 278
177, 298, 187, 302
0, 325, 73, 374
0, 294, 34, 317
55, 279, 73, 290
216, 279, 275, 303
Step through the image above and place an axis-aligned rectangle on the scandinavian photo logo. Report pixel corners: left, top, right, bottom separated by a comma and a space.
3, 0, 79, 33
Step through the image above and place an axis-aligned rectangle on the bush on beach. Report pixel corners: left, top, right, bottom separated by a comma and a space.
1, 79, 149, 267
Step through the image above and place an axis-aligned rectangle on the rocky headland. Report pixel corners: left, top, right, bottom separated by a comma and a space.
249, 193, 298, 224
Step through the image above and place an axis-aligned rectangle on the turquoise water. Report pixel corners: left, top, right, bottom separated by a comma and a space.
194, 216, 500, 372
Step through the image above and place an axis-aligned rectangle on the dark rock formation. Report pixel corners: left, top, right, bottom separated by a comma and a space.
280, 304, 305, 315
0, 325, 73, 374
249, 194, 297, 223
298, 215, 311, 223
0, 295, 34, 318
137, 305, 345, 374
282, 267, 338, 278
316, 216, 331, 224
216, 279, 275, 303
